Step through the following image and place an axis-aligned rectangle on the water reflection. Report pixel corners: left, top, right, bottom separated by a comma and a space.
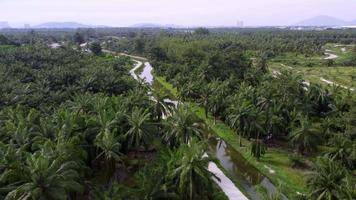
139, 62, 154, 85
208, 137, 287, 200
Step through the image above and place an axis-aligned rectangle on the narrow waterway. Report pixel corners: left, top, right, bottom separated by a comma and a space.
129, 60, 288, 200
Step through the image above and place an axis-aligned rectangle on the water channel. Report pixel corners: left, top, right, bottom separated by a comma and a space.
134, 61, 287, 200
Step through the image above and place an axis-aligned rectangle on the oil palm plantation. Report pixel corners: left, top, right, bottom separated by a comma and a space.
228, 101, 251, 147
151, 91, 174, 121
4, 153, 83, 200
163, 104, 205, 147
326, 134, 355, 169
171, 140, 217, 200
94, 128, 124, 170
308, 157, 353, 200
125, 107, 153, 149
289, 116, 321, 155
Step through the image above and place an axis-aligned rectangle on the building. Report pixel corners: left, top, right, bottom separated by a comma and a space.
24, 24, 31, 29
236, 20, 244, 27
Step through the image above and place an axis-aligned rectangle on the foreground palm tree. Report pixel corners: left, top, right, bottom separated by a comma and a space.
308, 157, 353, 200
5, 153, 82, 200
125, 107, 152, 149
172, 140, 217, 200
94, 128, 124, 170
163, 104, 204, 147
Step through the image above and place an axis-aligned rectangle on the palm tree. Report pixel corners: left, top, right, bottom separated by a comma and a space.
90, 183, 130, 200
251, 139, 266, 161
68, 93, 94, 116
289, 116, 321, 155
151, 91, 174, 121
94, 128, 124, 170
135, 170, 178, 200
163, 104, 205, 147
228, 99, 265, 146
256, 52, 268, 73
228, 100, 253, 147
171, 140, 217, 200
125, 107, 152, 149
198, 84, 212, 118
326, 134, 355, 169
308, 157, 353, 200
4, 153, 83, 200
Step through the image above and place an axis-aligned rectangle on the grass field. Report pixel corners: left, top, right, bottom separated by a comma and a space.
270, 43, 356, 90
270, 63, 356, 89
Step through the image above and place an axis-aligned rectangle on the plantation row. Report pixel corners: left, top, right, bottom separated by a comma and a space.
0, 44, 226, 200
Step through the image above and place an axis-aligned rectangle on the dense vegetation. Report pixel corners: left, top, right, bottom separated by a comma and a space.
0, 41, 225, 200
0, 27, 355, 200
145, 30, 356, 199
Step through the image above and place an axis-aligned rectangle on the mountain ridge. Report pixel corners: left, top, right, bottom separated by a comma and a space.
293, 15, 356, 26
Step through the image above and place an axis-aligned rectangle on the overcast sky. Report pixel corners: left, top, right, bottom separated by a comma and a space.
1, 0, 356, 27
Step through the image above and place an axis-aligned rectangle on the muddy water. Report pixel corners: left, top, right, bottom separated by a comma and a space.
139, 62, 288, 200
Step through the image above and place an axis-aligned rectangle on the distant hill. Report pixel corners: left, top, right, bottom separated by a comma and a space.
293, 15, 347, 26
33, 22, 108, 29
0, 21, 10, 29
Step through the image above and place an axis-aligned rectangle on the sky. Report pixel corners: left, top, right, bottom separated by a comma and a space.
1, 0, 356, 27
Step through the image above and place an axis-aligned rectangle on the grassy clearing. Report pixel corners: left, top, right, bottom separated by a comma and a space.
154, 76, 179, 96
324, 43, 355, 63
270, 43, 356, 90
155, 76, 309, 199
270, 63, 356, 89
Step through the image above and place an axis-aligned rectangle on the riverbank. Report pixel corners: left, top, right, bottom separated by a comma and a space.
154, 75, 308, 199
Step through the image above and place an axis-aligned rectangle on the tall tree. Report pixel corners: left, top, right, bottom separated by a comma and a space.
125, 107, 152, 149
164, 104, 204, 147
73, 32, 85, 45
90, 42, 102, 55
171, 140, 216, 200
289, 116, 321, 155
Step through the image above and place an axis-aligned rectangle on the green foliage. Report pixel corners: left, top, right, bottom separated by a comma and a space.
90, 41, 102, 55
0, 35, 13, 45
135, 140, 217, 200
307, 157, 354, 200
125, 107, 153, 148
145, 29, 356, 199
250, 139, 267, 160
3, 153, 83, 200
163, 104, 205, 147
194, 27, 210, 35
90, 184, 130, 200
73, 32, 85, 45
0, 46, 135, 109
288, 153, 305, 168
289, 116, 321, 155
325, 134, 355, 170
